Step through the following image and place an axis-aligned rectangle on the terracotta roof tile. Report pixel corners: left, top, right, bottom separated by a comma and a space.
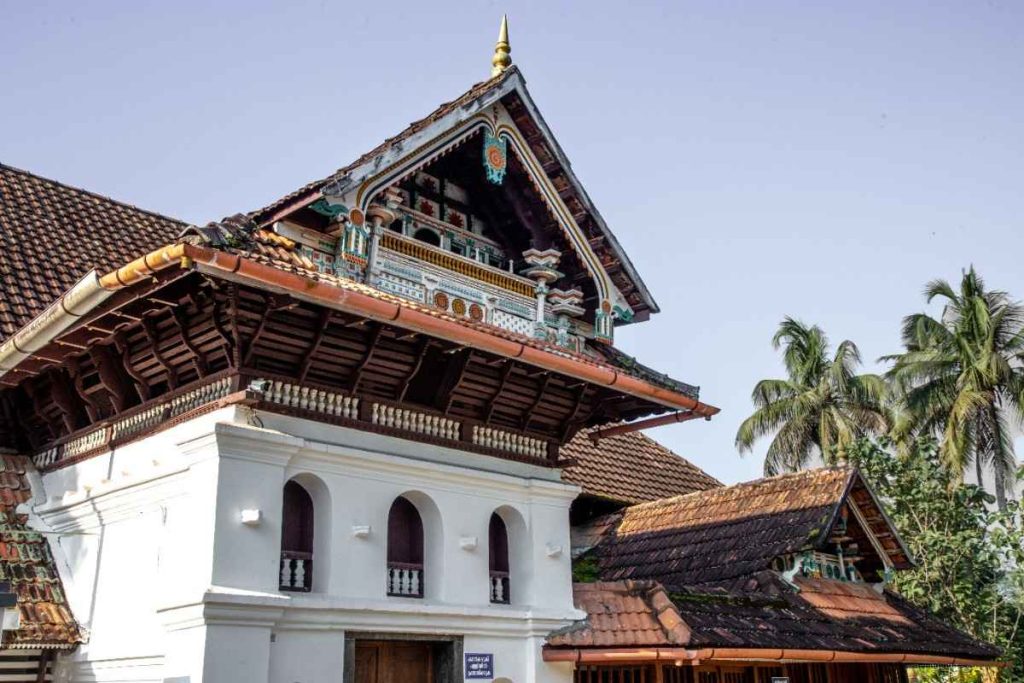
0, 163, 185, 342
550, 577, 999, 659
548, 581, 689, 648
670, 574, 999, 658
561, 428, 721, 505
0, 456, 82, 649
595, 468, 852, 589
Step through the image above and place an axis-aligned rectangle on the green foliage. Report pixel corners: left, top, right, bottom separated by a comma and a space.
883, 267, 1024, 510
846, 438, 1024, 681
735, 317, 890, 474
571, 553, 601, 583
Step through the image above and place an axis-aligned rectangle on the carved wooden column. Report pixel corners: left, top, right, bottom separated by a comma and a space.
520, 248, 563, 340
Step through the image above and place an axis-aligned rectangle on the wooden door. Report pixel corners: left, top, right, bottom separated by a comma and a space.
354, 641, 432, 683
354, 645, 380, 683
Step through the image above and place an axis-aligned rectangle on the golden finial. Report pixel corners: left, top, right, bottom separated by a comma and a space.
491, 15, 511, 78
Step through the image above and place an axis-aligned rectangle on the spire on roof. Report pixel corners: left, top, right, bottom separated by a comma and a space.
491, 15, 512, 77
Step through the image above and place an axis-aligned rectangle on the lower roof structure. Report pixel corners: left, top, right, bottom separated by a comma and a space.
547, 578, 999, 666
551, 468, 1002, 668
0, 456, 81, 650
560, 428, 722, 505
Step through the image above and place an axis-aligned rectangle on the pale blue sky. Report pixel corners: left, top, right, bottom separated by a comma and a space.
2, 1, 1022, 484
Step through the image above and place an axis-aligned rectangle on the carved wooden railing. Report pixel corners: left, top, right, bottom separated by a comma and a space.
381, 232, 535, 298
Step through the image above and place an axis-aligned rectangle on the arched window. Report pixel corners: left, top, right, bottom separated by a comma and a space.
387, 496, 424, 598
280, 480, 314, 592
412, 227, 441, 247
489, 513, 510, 604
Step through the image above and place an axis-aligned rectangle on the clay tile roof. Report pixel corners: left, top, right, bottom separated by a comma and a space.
0, 456, 82, 649
595, 468, 854, 589
549, 576, 1000, 660
547, 581, 689, 648
561, 429, 721, 505
0, 163, 185, 342
669, 574, 1000, 658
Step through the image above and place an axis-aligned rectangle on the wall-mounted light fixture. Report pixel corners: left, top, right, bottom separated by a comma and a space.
240, 509, 262, 526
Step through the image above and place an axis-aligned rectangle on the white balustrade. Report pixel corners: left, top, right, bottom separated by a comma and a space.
490, 571, 510, 604
371, 403, 460, 440
279, 552, 313, 592
472, 425, 546, 459
263, 380, 358, 419
386, 563, 423, 598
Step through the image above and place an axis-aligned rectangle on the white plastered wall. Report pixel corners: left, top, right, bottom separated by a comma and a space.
32, 406, 581, 683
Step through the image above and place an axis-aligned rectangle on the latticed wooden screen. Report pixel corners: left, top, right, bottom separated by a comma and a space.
574, 663, 908, 683
574, 665, 657, 683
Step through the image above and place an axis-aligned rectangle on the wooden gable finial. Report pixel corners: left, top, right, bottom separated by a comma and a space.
491, 15, 512, 77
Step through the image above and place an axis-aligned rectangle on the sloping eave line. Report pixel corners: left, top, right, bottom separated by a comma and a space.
541, 647, 1006, 667
0, 243, 719, 417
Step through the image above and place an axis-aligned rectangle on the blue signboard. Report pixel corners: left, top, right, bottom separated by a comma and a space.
465, 653, 494, 679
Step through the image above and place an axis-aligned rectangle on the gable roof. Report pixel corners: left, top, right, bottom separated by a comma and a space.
0, 456, 82, 649
249, 66, 659, 321
592, 467, 911, 590
561, 428, 721, 505
549, 576, 1000, 663
0, 163, 185, 342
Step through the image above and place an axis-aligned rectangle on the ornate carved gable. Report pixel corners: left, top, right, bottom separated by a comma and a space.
253, 68, 656, 347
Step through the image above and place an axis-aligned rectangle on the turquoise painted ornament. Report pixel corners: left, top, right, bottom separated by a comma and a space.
482, 131, 507, 185
308, 198, 348, 218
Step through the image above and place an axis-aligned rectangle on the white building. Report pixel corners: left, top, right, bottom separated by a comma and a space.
0, 21, 721, 683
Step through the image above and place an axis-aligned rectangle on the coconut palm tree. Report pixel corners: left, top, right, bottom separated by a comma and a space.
736, 318, 890, 475
884, 267, 1024, 509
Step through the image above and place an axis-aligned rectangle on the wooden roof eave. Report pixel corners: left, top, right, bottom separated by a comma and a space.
0, 242, 718, 419
496, 74, 659, 316
541, 646, 1005, 668
180, 244, 714, 416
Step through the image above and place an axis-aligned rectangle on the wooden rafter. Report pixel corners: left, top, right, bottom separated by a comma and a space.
434, 348, 473, 412
298, 309, 333, 384
206, 290, 236, 367
242, 295, 292, 367
397, 336, 431, 403
172, 306, 208, 379
347, 323, 383, 393
66, 356, 99, 423
559, 383, 592, 441
142, 316, 178, 390
48, 370, 80, 433
88, 345, 132, 414
484, 362, 516, 423
521, 371, 551, 431
114, 331, 150, 402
